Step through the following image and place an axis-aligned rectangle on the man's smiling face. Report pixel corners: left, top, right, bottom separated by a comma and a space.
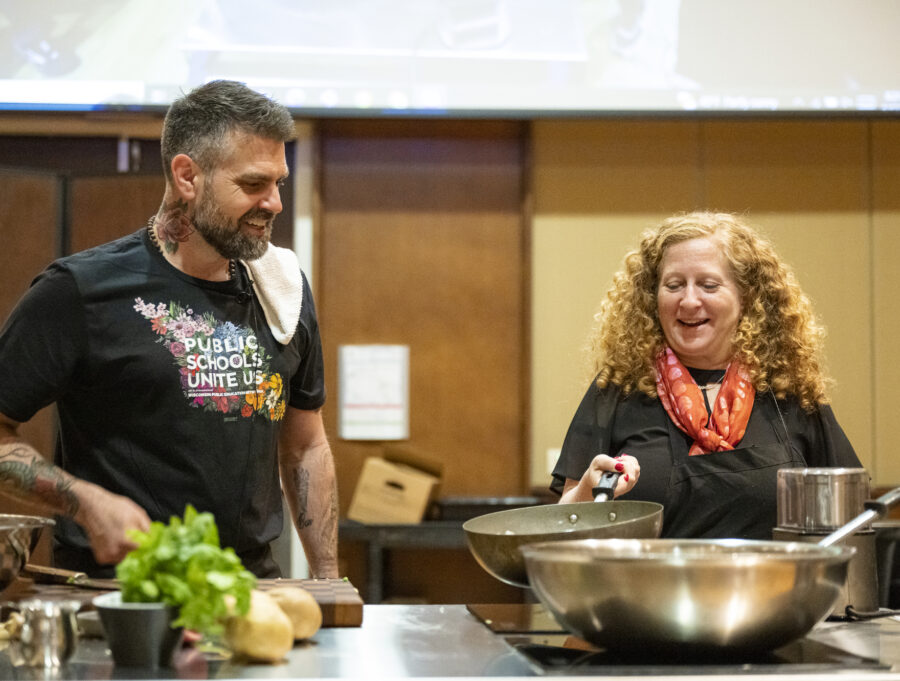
192, 130, 289, 261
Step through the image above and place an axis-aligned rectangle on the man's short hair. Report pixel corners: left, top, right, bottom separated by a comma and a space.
161, 80, 295, 181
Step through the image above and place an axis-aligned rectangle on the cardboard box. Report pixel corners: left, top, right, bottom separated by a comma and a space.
347, 446, 443, 524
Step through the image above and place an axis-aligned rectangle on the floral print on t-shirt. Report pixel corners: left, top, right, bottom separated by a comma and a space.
133, 298, 285, 421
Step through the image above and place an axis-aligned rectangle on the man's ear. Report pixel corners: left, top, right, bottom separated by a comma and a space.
170, 154, 200, 200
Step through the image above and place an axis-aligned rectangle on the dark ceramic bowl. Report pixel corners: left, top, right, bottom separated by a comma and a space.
93, 591, 183, 668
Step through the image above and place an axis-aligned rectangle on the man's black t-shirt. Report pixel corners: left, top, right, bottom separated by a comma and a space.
0, 229, 326, 575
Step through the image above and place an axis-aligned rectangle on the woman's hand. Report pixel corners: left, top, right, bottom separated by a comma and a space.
559, 454, 640, 504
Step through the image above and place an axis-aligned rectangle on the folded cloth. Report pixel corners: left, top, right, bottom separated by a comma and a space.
241, 244, 304, 345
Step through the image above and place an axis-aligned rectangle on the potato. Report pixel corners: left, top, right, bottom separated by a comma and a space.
267, 586, 323, 640
225, 590, 293, 662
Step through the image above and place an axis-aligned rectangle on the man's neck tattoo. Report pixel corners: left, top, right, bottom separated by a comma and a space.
153, 199, 194, 255
147, 212, 236, 280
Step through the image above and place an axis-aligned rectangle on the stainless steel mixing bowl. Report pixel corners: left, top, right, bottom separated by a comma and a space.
0, 514, 55, 592
521, 537, 854, 654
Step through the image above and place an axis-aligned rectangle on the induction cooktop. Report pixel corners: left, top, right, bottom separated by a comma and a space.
466, 604, 890, 676
508, 637, 889, 676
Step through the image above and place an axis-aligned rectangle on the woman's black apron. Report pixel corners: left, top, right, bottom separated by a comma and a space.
660, 393, 807, 540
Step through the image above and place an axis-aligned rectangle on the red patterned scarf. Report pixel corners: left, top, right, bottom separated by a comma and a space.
655, 347, 755, 456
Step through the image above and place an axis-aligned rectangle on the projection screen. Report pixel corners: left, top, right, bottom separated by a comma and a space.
1, 0, 897, 116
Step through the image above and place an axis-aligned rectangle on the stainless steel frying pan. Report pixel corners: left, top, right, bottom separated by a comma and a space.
463, 473, 663, 588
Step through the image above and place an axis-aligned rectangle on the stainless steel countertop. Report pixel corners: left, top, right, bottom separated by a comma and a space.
2, 604, 900, 680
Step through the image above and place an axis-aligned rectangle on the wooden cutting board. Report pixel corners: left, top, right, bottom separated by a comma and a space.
6, 577, 364, 628
258, 578, 363, 627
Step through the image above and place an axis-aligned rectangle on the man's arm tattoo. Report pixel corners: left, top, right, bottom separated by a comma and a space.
291, 467, 313, 528
0, 445, 79, 515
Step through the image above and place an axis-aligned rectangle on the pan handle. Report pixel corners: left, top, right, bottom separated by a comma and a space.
819, 485, 900, 547
592, 471, 621, 503
864, 486, 900, 517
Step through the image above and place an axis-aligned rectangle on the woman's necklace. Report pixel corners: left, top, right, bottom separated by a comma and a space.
147, 218, 235, 279
698, 370, 726, 415
700, 371, 726, 391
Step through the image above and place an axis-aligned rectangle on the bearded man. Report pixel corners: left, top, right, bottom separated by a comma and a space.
0, 81, 337, 579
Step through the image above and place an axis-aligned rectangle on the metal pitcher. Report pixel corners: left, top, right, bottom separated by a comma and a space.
7, 599, 81, 667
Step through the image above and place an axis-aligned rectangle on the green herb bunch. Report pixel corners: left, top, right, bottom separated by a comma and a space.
116, 504, 256, 635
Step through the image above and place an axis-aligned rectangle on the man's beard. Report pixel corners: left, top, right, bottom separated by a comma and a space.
192, 186, 273, 262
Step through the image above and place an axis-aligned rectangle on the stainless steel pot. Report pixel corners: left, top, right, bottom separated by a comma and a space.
520, 486, 900, 654
774, 467, 876, 612
463, 474, 663, 588
777, 467, 870, 531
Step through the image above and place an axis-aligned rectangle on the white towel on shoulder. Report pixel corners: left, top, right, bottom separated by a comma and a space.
241, 244, 304, 345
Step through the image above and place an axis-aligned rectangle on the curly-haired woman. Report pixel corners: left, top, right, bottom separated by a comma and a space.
551, 211, 862, 539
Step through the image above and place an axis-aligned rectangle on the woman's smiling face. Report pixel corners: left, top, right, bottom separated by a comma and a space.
656, 236, 742, 370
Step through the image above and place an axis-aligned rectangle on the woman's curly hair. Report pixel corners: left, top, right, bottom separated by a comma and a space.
589, 212, 831, 410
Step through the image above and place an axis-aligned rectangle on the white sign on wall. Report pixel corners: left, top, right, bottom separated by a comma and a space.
338, 345, 409, 440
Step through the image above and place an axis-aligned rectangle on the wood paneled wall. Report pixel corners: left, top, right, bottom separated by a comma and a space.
69, 176, 163, 252
316, 120, 529, 601
872, 121, 900, 485
317, 120, 530, 507
0, 171, 60, 561
0, 170, 60, 475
